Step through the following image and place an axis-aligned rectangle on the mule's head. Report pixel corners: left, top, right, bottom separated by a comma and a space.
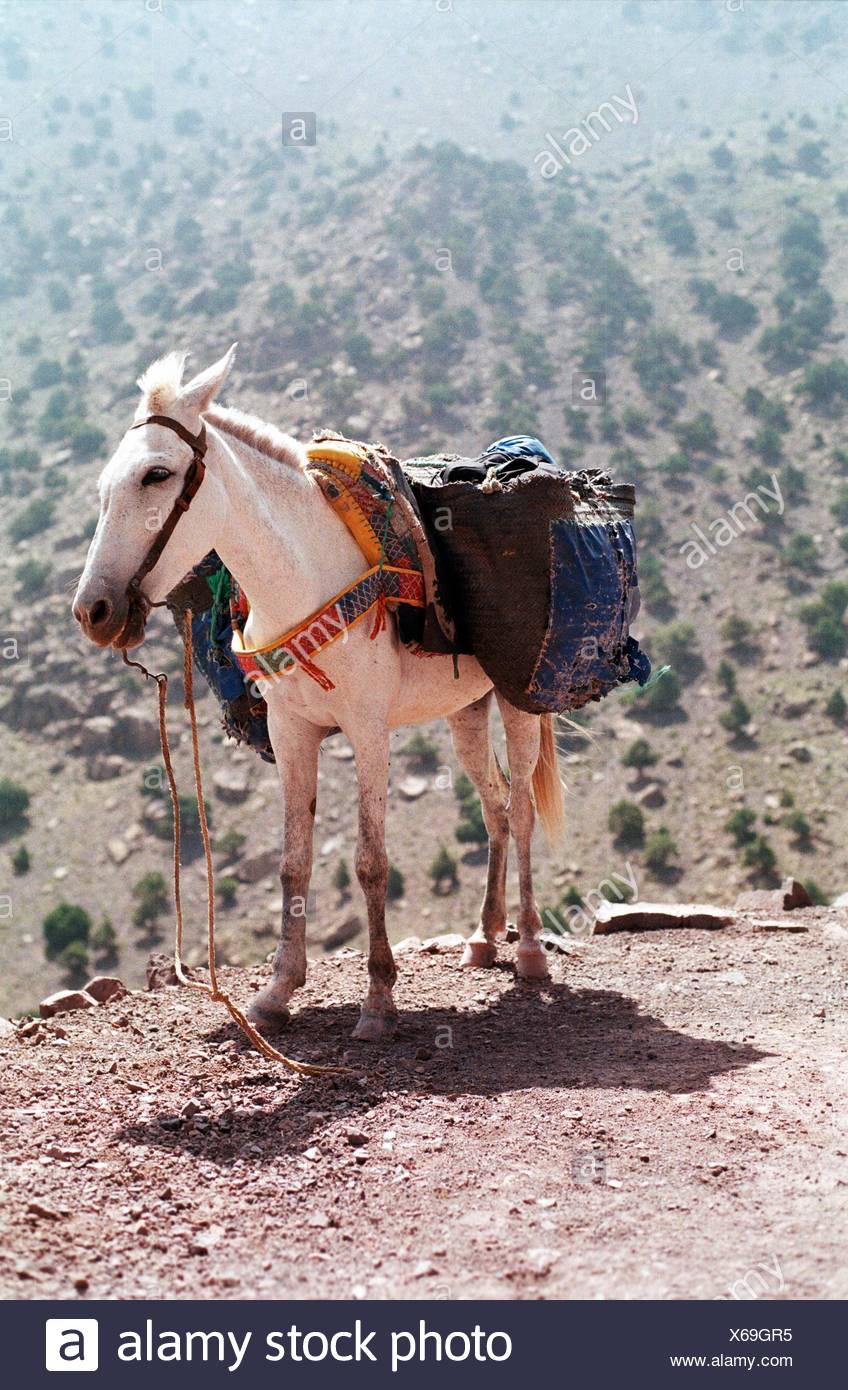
72, 345, 237, 649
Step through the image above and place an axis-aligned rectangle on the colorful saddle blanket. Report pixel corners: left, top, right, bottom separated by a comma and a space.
166, 432, 452, 761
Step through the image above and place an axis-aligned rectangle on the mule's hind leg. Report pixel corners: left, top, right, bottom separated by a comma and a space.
448, 693, 510, 968
498, 699, 549, 980
248, 712, 324, 1029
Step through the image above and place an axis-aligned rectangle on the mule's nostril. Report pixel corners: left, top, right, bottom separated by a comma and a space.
89, 599, 111, 628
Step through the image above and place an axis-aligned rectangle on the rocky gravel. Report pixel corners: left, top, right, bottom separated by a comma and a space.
1, 916, 845, 1301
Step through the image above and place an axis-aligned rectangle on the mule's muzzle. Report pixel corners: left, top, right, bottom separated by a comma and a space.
73, 581, 148, 650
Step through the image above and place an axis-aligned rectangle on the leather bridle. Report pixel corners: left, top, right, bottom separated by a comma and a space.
125, 413, 208, 608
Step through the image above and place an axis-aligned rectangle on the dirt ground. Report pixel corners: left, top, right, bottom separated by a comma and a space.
1, 913, 846, 1301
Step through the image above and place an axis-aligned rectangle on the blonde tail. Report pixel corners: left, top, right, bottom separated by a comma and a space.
532, 714, 566, 847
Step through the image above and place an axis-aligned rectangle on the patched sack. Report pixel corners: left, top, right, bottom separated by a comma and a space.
404, 437, 651, 715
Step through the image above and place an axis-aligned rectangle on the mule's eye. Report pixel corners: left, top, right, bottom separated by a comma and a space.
141, 466, 172, 487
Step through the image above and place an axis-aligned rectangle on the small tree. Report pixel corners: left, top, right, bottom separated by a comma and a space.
43, 902, 91, 961
717, 659, 737, 693
386, 864, 405, 901
400, 730, 439, 772
0, 777, 30, 829
58, 939, 90, 984
608, 800, 645, 847
455, 773, 487, 845
429, 845, 458, 892
216, 875, 238, 907
825, 688, 846, 722
621, 737, 659, 774
333, 859, 352, 899
720, 695, 752, 735
12, 844, 30, 874
783, 810, 812, 844
132, 871, 169, 930
742, 835, 777, 882
91, 918, 118, 963
725, 807, 757, 846
643, 827, 677, 874
641, 668, 682, 713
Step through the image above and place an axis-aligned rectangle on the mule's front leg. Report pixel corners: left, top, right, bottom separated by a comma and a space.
350, 730, 397, 1042
248, 715, 324, 1030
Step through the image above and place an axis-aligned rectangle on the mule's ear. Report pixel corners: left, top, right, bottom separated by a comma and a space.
179, 343, 238, 415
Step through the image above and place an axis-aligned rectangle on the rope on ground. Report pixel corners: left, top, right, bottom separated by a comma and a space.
123, 618, 350, 1079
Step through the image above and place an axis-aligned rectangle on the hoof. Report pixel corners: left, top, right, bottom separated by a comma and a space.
352, 1010, 397, 1043
246, 989, 292, 1030
460, 939, 498, 968
516, 944, 550, 980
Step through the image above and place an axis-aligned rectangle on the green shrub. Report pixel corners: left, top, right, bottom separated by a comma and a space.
783, 532, 818, 573
14, 557, 52, 596
132, 871, 169, 929
58, 939, 90, 983
333, 859, 351, 896
622, 406, 650, 436
9, 495, 54, 542
742, 835, 777, 881
0, 777, 30, 828
720, 613, 756, 651
401, 730, 439, 771
30, 359, 63, 389
91, 918, 117, 960
216, 875, 238, 907
825, 688, 846, 722
68, 420, 106, 460
429, 845, 458, 890
655, 203, 697, 254
725, 806, 757, 845
12, 844, 30, 874
652, 620, 700, 676
720, 695, 752, 735
621, 738, 658, 772
717, 659, 737, 693
43, 902, 91, 960
386, 864, 406, 901
640, 667, 682, 712
47, 282, 72, 313
803, 359, 848, 406
608, 800, 644, 847
783, 810, 812, 843
215, 828, 245, 860
643, 826, 677, 874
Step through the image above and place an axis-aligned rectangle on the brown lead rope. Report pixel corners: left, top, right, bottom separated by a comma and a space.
123, 612, 350, 1078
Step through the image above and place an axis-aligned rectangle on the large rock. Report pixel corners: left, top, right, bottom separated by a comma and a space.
1, 684, 84, 731
0, 1017, 15, 1037
85, 976, 128, 1004
832, 890, 848, 910
593, 902, 735, 934
321, 915, 363, 950
39, 989, 97, 1018
86, 754, 127, 782
79, 716, 117, 754
112, 705, 161, 758
212, 766, 251, 803
635, 781, 666, 809
236, 848, 279, 883
146, 952, 198, 991
735, 878, 812, 913
398, 776, 429, 801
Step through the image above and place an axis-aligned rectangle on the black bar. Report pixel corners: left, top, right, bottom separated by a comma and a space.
3, 1299, 837, 1387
